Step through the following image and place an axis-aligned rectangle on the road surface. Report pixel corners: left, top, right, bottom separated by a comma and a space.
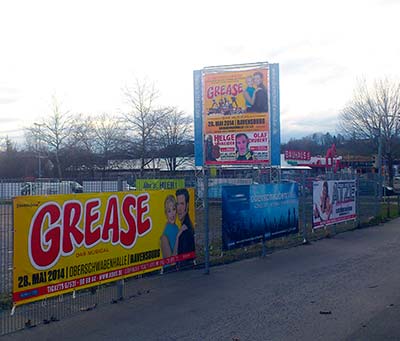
4, 218, 400, 340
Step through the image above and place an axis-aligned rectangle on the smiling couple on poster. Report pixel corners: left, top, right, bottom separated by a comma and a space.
160, 188, 195, 264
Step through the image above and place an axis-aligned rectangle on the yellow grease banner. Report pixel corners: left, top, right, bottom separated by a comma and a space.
13, 188, 195, 305
203, 67, 270, 165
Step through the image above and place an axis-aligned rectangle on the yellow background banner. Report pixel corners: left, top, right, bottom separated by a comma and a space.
205, 113, 269, 134
203, 68, 269, 120
13, 189, 195, 305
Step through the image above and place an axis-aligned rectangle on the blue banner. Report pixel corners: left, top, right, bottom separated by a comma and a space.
269, 63, 281, 166
222, 183, 299, 250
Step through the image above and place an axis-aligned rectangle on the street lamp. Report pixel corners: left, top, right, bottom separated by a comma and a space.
34, 123, 43, 178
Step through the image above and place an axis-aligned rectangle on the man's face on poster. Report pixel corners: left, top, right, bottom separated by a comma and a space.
176, 194, 188, 223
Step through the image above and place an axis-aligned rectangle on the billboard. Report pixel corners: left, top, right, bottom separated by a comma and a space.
284, 150, 311, 161
222, 183, 299, 250
312, 180, 356, 228
135, 179, 185, 191
13, 188, 195, 305
194, 63, 281, 167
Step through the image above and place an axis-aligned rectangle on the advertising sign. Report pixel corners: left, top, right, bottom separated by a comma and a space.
13, 188, 195, 305
312, 180, 356, 228
135, 179, 185, 191
203, 67, 270, 165
194, 62, 281, 167
222, 183, 299, 250
284, 150, 311, 161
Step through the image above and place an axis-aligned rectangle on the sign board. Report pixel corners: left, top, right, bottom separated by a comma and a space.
312, 180, 356, 228
222, 183, 298, 250
194, 62, 280, 167
13, 188, 196, 305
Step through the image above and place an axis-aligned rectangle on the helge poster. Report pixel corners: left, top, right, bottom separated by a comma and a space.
203, 68, 270, 165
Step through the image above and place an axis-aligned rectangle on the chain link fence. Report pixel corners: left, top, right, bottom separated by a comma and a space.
1, 171, 399, 336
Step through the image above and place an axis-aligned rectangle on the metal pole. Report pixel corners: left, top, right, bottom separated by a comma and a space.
377, 121, 382, 220
204, 167, 210, 275
34, 123, 42, 178
117, 178, 124, 299
262, 237, 267, 257
356, 173, 360, 228
38, 153, 42, 178
397, 193, 400, 216
301, 170, 308, 243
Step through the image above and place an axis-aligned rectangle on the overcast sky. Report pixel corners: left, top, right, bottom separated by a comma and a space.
1, 0, 400, 144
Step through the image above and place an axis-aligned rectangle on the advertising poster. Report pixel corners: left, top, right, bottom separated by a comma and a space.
222, 183, 299, 250
203, 67, 270, 165
135, 179, 185, 191
312, 180, 356, 228
13, 188, 195, 305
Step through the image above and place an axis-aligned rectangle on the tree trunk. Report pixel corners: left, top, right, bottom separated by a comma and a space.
55, 151, 62, 178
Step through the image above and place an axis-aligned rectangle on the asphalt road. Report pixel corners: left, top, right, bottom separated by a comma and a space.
4, 218, 400, 341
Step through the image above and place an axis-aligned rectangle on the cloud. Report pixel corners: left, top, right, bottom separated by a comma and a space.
0, 117, 20, 124
376, 0, 399, 5
0, 86, 19, 104
281, 108, 340, 142
223, 45, 245, 56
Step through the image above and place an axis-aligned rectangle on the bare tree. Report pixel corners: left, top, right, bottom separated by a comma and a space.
91, 113, 126, 169
69, 115, 96, 152
155, 107, 194, 171
122, 79, 170, 173
339, 78, 400, 184
27, 96, 74, 178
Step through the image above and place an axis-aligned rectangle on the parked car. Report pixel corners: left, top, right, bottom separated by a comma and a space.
21, 181, 83, 195
62, 181, 83, 193
382, 185, 396, 196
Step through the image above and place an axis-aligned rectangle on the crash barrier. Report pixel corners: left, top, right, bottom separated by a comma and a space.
1, 172, 399, 335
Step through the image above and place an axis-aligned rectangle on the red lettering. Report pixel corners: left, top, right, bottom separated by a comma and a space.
102, 196, 120, 243
28, 194, 154, 268
137, 194, 151, 236
232, 83, 243, 96
207, 83, 243, 99
85, 199, 101, 246
29, 203, 61, 269
214, 86, 220, 97
207, 86, 214, 99
120, 195, 137, 247
62, 202, 83, 253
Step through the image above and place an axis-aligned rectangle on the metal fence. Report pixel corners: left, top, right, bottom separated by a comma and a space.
1, 171, 399, 336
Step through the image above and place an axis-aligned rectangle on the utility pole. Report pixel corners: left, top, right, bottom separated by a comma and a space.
34, 123, 43, 178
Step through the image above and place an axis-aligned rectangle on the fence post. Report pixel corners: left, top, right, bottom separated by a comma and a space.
397, 194, 400, 216
204, 168, 210, 275
301, 170, 308, 243
117, 178, 124, 299
356, 174, 360, 228
261, 237, 267, 257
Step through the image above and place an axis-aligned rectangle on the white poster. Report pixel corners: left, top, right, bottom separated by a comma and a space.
313, 180, 356, 228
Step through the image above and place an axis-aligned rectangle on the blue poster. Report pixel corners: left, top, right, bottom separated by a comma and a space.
222, 183, 299, 250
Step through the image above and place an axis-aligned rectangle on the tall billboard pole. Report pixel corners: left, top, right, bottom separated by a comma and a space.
193, 62, 281, 273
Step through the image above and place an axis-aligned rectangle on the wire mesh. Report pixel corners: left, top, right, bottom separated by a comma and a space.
0, 171, 396, 336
